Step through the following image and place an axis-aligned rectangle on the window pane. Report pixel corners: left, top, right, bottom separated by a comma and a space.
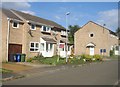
46, 43, 48, 51
40, 43, 44, 51
62, 48, 64, 51
13, 22, 18, 27
50, 43, 52, 50
30, 48, 34, 51
31, 24, 35, 29
90, 34, 94, 37
36, 43, 39, 48
68, 46, 70, 51
31, 43, 34, 47
100, 49, 102, 53
43, 26, 46, 31
103, 49, 106, 53
116, 46, 119, 51
35, 49, 39, 51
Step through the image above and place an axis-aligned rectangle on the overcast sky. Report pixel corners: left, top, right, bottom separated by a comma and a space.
1, 2, 118, 32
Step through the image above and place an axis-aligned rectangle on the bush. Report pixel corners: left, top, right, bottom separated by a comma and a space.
93, 54, 102, 61
69, 58, 84, 64
110, 50, 114, 57
26, 58, 33, 62
81, 54, 93, 62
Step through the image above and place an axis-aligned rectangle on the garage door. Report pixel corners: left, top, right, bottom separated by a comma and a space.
8, 44, 22, 61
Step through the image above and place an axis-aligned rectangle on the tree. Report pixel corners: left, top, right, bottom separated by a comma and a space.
68, 25, 80, 44
116, 27, 120, 38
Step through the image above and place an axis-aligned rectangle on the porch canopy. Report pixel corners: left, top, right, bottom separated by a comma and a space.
60, 39, 73, 45
42, 37, 56, 44
86, 42, 96, 47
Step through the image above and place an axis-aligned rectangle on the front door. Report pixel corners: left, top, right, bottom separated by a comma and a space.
90, 47, 94, 55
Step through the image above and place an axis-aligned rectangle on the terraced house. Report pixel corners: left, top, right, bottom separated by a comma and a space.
75, 21, 120, 56
1, 8, 72, 62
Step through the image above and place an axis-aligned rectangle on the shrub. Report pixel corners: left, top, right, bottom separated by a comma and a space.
109, 50, 114, 57
81, 54, 93, 62
26, 58, 33, 62
93, 54, 102, 61
74, 55, 81, 59
69, 58, 84, 64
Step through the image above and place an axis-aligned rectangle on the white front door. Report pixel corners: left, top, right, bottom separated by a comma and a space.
90, 47, 94, 55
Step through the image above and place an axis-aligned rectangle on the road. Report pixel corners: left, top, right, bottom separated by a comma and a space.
3, 60, 118, 85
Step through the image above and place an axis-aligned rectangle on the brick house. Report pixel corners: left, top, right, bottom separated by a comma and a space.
1, 8, 72, 62
74, 21, 119, 56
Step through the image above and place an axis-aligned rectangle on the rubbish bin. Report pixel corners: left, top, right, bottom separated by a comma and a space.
21, 54, 26, 62
8, 54, 16, 62
16, 53, 21, 62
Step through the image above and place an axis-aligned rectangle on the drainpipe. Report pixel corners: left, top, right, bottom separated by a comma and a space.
6, 18, 10, 61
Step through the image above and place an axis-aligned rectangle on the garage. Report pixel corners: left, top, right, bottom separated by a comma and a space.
8, 44, 22, 61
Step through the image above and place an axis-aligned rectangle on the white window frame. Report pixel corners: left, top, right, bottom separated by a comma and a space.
30, 24, 36, 30
30, 42, 39, 52
89, 32, 94, 38
41, 26, 51, 32
61, 30, 67, 36
46, 43, 53, 52
12, 21, 19, 28
40, 43, 45, 51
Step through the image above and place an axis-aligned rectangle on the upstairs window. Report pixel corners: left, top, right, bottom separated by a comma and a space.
12, 21, 19, 28
61, 30, 67, 36
89, 33, 94, 38
30, 24, 36, 30
41, 26, 51, 32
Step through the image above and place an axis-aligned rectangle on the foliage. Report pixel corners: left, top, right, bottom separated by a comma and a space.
27, 54, 103, 65
26, 58, 33, 62
109, 50, 114, 57
0, 68, 13, 73
68, 25, 80, 44
93, 54, 102, 61
27, 55, 66, 65
116, 27, 120, 38
69, 58, 84, 64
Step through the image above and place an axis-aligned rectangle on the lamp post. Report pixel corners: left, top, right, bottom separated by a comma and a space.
65, 12, 70, 64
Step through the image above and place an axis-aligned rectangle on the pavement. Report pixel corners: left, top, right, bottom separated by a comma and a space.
3, 60, 119, 85
2, 62, 53, 81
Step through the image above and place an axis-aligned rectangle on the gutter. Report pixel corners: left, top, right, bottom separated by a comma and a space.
26, 20, 54, 28
6, 18, 10, 61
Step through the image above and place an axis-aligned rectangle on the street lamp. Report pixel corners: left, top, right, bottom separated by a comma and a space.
65, 12, 70, 64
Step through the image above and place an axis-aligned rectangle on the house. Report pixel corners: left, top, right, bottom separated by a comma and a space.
74, 21, 119, 56
1, 8, 72, 62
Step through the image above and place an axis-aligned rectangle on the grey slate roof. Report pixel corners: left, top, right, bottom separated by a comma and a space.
1, 8, 22, 21
12, 9, 65, 30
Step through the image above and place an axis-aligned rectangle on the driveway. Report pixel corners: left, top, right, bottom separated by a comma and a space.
3, 60, 118, 85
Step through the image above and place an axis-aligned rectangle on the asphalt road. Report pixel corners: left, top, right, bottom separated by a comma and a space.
3, 60, 118, 85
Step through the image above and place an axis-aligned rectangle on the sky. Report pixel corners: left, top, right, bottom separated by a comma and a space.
1, 2, 118, 32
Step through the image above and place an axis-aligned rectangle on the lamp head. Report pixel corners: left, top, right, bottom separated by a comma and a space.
66, 12, 70, 15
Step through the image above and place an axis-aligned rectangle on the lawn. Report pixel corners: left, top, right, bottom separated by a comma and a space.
0, 68, 13, 73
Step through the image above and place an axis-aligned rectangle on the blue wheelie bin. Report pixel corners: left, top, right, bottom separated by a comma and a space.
16, 53, 21, 62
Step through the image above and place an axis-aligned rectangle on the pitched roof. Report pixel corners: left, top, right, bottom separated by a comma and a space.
89, 21, 117, 36
12, 9, 65, 30
77, 21, 117, 36
1, 8, 22, 21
